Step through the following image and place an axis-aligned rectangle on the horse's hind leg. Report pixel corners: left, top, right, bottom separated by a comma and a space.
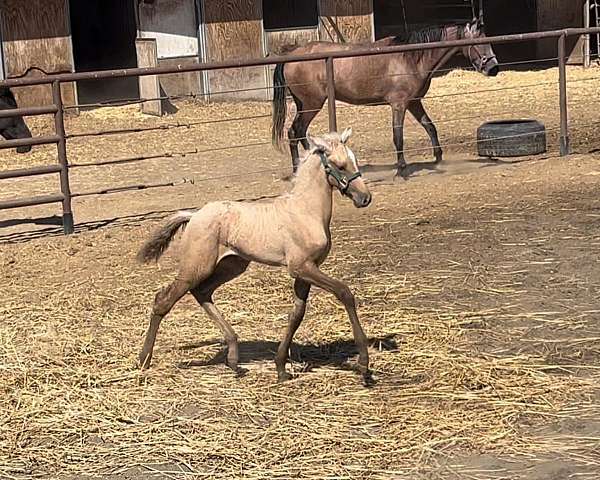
408, 99, 442, 164
139, 279, 192, 369
275, 279, 311, 382
288, 94, 323, 173
190, 254, 250, 375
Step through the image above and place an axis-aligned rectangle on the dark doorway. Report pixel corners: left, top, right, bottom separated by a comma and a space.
69, 0, 139, 105
483, 0, 538, 65
373, 1, 539, 64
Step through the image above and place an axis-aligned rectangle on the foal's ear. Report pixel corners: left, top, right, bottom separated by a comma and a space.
340, 127, 352, 144
307, 134, 332, 154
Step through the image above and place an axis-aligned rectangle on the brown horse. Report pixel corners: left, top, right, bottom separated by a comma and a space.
272, 17, 499, 176
137, 128, 375, 386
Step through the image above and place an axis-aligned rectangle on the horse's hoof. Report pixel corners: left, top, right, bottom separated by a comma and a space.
234, 366, 248, 378
277, 371, 294, 383
138, 354, 152, 370
362, 371, 377, 388
394, 167, 409, 181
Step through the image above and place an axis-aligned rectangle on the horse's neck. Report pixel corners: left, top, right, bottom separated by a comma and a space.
290, 153, 333, 225
419, 26, 461, 76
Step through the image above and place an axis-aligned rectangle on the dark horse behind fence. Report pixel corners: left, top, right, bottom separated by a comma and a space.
272, 17, 499, 176
0, 87, 33, 153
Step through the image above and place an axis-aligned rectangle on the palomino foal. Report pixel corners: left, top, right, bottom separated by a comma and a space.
137, 128, 374, 385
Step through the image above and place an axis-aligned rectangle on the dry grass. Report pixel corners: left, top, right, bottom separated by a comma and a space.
1, 66, 600, 479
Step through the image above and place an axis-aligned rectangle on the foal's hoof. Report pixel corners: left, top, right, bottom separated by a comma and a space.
234, 366, 248, 378
362, 370, 377, 388
277, 371, 294, 383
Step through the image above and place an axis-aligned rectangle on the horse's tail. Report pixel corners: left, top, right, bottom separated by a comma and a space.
136, 211, 194, 264
271, 63, 287, 151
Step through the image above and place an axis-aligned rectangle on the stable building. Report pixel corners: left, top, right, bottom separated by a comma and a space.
0, 0, 587, 108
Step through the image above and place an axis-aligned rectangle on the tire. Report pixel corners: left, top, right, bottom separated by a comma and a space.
477, 120, 547, 158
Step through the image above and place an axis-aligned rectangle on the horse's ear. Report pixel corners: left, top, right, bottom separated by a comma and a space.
307, 134, 332, 155
340, 127, 352, 144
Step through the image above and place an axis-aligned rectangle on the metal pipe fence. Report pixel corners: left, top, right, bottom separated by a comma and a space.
0, 27, 599, 235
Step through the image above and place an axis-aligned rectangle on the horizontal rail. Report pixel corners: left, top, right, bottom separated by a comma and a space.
0, 193, 64, 210
1, 27, 599, 88
0, 135, 60, 150
0, 164, 62, 180
71, 179, 193, 198
0, 105, 58, 119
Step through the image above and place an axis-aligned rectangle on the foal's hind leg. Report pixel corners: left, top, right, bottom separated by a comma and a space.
408, 99, 442, 164
190, 254, 250, 375
275, 279, 311, 382
139, 279, 192, 369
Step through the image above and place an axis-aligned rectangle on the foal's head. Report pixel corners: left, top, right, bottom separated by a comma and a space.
307, 128, 372, 208
461, 17, 500, 77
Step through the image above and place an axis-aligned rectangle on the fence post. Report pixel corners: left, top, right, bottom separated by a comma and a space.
52, 80, 74, 234
558, 33, 570, 156
325, 56, 337, 132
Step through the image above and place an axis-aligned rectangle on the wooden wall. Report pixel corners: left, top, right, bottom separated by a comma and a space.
0, 0, 75, 106
318, 0, 374, 43
203, 0, 267, 101
536, 0, 583, 58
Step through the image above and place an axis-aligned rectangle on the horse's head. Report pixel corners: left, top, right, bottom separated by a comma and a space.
308, 128, 372, 209
0, 87, 32, 153
461, 17, 499, 77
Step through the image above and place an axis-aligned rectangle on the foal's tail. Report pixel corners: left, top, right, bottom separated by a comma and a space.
136, 211, 194, 264
271, 63, 287, 151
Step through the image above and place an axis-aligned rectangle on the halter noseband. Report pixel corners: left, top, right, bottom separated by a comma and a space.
318, 151, 362, 195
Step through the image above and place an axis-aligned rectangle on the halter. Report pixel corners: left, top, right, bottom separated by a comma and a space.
318, 151, 362, 195
458, 24, 497, 73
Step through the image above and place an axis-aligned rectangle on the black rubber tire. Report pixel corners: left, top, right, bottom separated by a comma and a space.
477, 120, 547, 158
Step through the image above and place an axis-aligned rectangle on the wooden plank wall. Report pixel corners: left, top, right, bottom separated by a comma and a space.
536, 0, 583, 59
0, 0, 76, 106
265, 29, 319, 55
203, 0, 267, 101
318, 0, 374, 43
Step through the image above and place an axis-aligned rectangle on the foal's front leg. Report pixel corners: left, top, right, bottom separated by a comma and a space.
275, 279, 311, 382
292, 262, 374, 387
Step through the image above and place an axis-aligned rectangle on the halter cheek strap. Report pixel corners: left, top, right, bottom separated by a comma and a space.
319, 152, 362, 194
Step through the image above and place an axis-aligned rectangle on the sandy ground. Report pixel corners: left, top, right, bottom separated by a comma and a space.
0, 66, 600, 479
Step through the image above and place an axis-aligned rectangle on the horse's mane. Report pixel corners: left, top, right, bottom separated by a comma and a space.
391, 23, 463, 46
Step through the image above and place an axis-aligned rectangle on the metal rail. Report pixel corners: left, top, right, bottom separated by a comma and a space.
0, 26, 599, 235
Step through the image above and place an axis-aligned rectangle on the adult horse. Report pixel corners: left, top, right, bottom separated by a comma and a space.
272, 17, 499, 176
0, 87, 32, 153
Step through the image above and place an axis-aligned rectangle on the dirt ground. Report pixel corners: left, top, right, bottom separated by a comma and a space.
1, 66, 600, 479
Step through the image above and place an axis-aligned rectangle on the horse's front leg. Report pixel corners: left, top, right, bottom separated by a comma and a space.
391, 104, 408, 176
408, 99, 442, 164
291, 262, 374, 387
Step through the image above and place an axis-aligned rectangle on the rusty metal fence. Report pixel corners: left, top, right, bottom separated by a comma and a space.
1, 27, 599, 235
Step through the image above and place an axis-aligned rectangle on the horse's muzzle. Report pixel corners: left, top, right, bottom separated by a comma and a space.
484, 59, 500, 77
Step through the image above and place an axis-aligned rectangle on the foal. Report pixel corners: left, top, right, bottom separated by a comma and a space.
137, 128, 374, 385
